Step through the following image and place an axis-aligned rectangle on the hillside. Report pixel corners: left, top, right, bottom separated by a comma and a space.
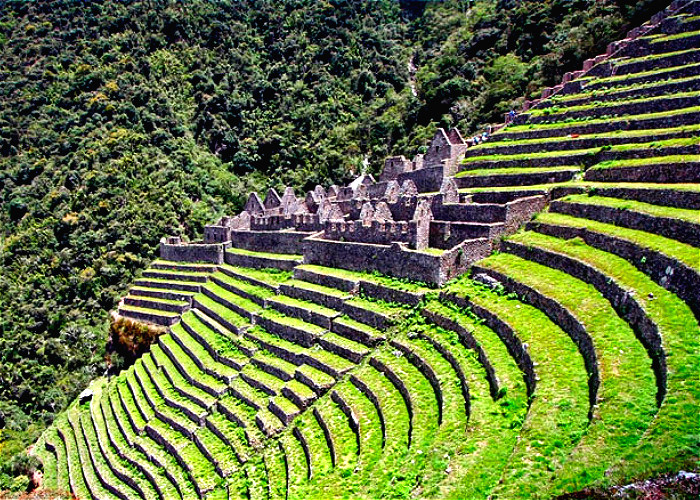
28, 0, 700, 497
0, 0, 680, 494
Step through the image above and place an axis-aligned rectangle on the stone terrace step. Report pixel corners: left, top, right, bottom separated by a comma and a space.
467, 124, 700, 157
584, 156, 700, 183
528, 211, 700, 317
550, 194, 700, 247
502, 233, 667, 402
129, 285, 194, 303
225, 247, 302, 271
438, 279, 589, 499
151, 259, 219, 273
211, 271, 273, 306
265, 294, 341, 330
279, 279, 351, 310
143, 269, 211, 283
118, 304, 180, 326
199, 282, 263, 324
97, 393, 176, 500
503, 232, 700, 484
134, 277, 203, 293
497, 106, 700, 142
584, 61, 700, 91
474, 253, 658, 494
219, 263, 290, 291
609, 47, 700, 76
539, 73, 700, 109
585, 182, 700, 209
123, 295, 189, 314
520, 90, 700, 124
454, 167, 581, 189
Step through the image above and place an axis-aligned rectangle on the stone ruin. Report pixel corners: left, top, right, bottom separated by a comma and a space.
163, 127, 546, 285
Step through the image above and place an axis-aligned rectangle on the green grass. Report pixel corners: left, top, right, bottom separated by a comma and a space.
314, 398, 359, 472
142, 354, 207, 421
533, 211, 700, 271
292, 412, 334, 491
345, 295, 407, 317
195, 427, 239, 477
182, 310, 250, 364
49, 428, 70, 495
169, 323, 240, 382
478, 252, 658, 495
591, 61, 700, 86
459, 182, 576, 193
245, 325, 308, 358
213, 271, 275, 300
205, 411, 252, 463
553, 74, 700, 102
146, 417, 222, 494
443, 277, 590, 499
68, 407, 117, 500
306, 344, 355, 374
107, 384, 196, 498
127, 294, 189, 306
320, 332, 370, 358
93, 387, 172, 500
283, 279, 350, 299
259, 308, 328, 337
253, 350, 298, 379
221, 263, 292, 285
145, 268, 212, 278
226, 247, 302, 260
527, 90, 700, 118
295, 364, 335, 391
278, 430, 309, 500
559, 193, 700, 223
504, 104, 700, 132
242, 363, 286, 395
588, 153, 700, 171
479, 123, 700, 149
333, 316, 385, 341
507, 230, 700, 485
612, 47, 700, 66
158, 331, 229, 394
465, 138, 700, 164
56, 416, 91, 500
263, 445, 288, 500
394, 332, 472, 497
456, 166, 581, 177
463, 147, 597, 163
202, 281, 263, 317
153, 259, 217, 268
338, 370, 408, 498
119, 304, 180, 317
296, 264, 433, 292
267, 293, 340, 318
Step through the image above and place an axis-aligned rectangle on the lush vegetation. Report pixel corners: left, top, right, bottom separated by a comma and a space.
0, 0, 671, 487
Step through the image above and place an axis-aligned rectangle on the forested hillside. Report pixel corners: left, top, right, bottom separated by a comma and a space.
0, 0, 667, 490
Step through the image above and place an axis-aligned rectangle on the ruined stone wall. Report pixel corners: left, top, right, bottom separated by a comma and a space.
429, 221, 503, 250
397, 166, 445, 193
323, 220, 418, 246
160, 238, 227, 264
230, 230, 313, 254
303, 239, 446, 284
204, 225, 230, 243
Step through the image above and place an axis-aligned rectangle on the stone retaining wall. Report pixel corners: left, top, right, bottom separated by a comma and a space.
160, 239, 227, 265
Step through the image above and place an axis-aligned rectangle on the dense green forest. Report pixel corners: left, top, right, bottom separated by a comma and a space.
0, 0, 667, 490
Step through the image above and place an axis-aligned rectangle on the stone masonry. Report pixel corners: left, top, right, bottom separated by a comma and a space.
166, 128, 545, 285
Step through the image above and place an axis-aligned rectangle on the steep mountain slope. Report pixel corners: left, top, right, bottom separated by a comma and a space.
30, 0, 700, 497
0, 0, 676, 492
